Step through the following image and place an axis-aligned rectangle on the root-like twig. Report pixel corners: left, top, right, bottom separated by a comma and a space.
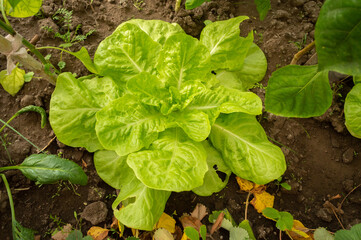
290, 41, 316, 65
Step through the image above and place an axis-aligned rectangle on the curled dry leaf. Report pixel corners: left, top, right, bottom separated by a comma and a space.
179, 215, 202, 231
210, 211, 224, 235
191, 203, 208, 221
156, 213, 176, 233
87, 226, 109, 240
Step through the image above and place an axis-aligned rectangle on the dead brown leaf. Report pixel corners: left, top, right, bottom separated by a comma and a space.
190, 203, 208, 221
179, 214, 202, 231
210, 211, 224, 235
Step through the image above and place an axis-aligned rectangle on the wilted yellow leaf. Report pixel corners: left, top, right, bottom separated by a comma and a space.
286, 220, 314, 240
236, 177, 254, 192
156, 213, 176, 233
250, 191, 274, 213
87, 226, 109, 240
181, 233, 188, 240
153, 228, 174, 240
131, 228, 139, 237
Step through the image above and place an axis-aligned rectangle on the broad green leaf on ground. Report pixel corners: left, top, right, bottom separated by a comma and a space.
186, 86, 262, 125
185, 0, 210, 10
112, 178, 171, 231
354, 76, 361, 85
265, 65, 332, 117
157, 33, 210, 89
335, 223, 361, 240
127, 128, 208, 192
200, 16, 253, 71
168, 110, 210, 142
210, 113, 286, 184
262, 208, 293, 231
229, 226, 249, 240
13, 154, 87, 185
254, 0, 271, 20
95, 95, 168, 156
344, 84, 361, 138
13, 219, 35, 240
239, 220, 256, 240
94, 150, 136, 189
127, 72, 169, 107
0, 67, 25, 96
315, 0, 361, 75
94, 23, 161, 81
314, 228, 334, 240
4, 0, 42, 17
64, 47, 98, 74
125, 19, 184, 45
192, 141, 231, 196
50, 73, 121, 152
216, 43, 267, 91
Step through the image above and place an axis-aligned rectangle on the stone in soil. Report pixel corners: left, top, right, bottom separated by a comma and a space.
316, 208, 332, 222
81, 201, 108, 225
342, 148, 355, 164
343, 179, 354, 192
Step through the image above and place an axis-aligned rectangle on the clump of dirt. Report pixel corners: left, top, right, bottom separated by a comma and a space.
1, 0, 361, 239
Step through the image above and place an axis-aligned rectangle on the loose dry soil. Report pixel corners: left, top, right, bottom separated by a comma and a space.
1, 0, 361, 239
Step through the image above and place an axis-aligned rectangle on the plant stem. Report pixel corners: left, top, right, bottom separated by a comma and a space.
175, 0, 181, 12
244, 191, 251, 221
0, 165, 19, 172
0, 119, 43, 152
0, 0, 10, 26
290, 41, 315, 65
0, 114, 17, 134
1, 174, 16, 221
0, 16, 15, 35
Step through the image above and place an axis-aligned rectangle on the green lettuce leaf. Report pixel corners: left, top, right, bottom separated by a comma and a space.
185, 0, 209, 10
4, 0, 42, 18
0, 67, 25, 96
127, 72, 170, 107
94, 150, 136, 189
127, 128, 208, 192
112, 178, 171, 231
354, 76, 361, 85
344, 84, 361, 138
186, 86, 262, 125
216, 43, 267, 91
265, 65, 332, 117
315, 0, 361, 75
94, 23, 161, 81
95, 94, 168, 156
157, 33, 211, 89
49, 73, 121, 152
192, 141, 231, 196
210, 113, 286, 184
124, 19, 184, 45
200, 16, 254, 71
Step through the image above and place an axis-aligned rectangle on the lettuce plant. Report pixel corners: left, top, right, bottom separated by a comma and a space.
265, 0, 361, 138
49, 17, 286, 230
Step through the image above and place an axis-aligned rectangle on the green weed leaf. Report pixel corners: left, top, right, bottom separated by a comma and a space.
15, 105, 47, 128
239, 220, 256, 240
265, 65, 332, 117
66, 47, 99, 74
13, 219, 35, 240
344, 84, 361, 138
200, 225, 207, 239
262, 208, 293, 231
254, 0, 271, 20
17, 154, 87, 185
184, 227, 200, 240
23, 72, 34, 82
315, 0, 361, 75
210, 113, 286, 184
314, 228, 334, 240
229, 226, 249, 240
335, 223, 361, 240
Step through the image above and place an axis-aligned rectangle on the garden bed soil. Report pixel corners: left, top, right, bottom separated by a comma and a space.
1, 0, 361, 239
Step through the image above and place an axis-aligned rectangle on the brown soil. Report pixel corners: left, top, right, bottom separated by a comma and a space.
1, 0, 361, 239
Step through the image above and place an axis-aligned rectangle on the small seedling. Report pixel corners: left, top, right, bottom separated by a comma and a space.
275, 177, 291, 191
133, 0, 144, 11
262, 208, 293, 231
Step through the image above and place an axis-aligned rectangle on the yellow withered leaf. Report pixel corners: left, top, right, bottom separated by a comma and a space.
236, 177, 254, 192
181, 233, 188, 240
155, 213, 176, 233
87, 226, 109, 240
250, 191, 274, 213
286, 220, 314, 240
